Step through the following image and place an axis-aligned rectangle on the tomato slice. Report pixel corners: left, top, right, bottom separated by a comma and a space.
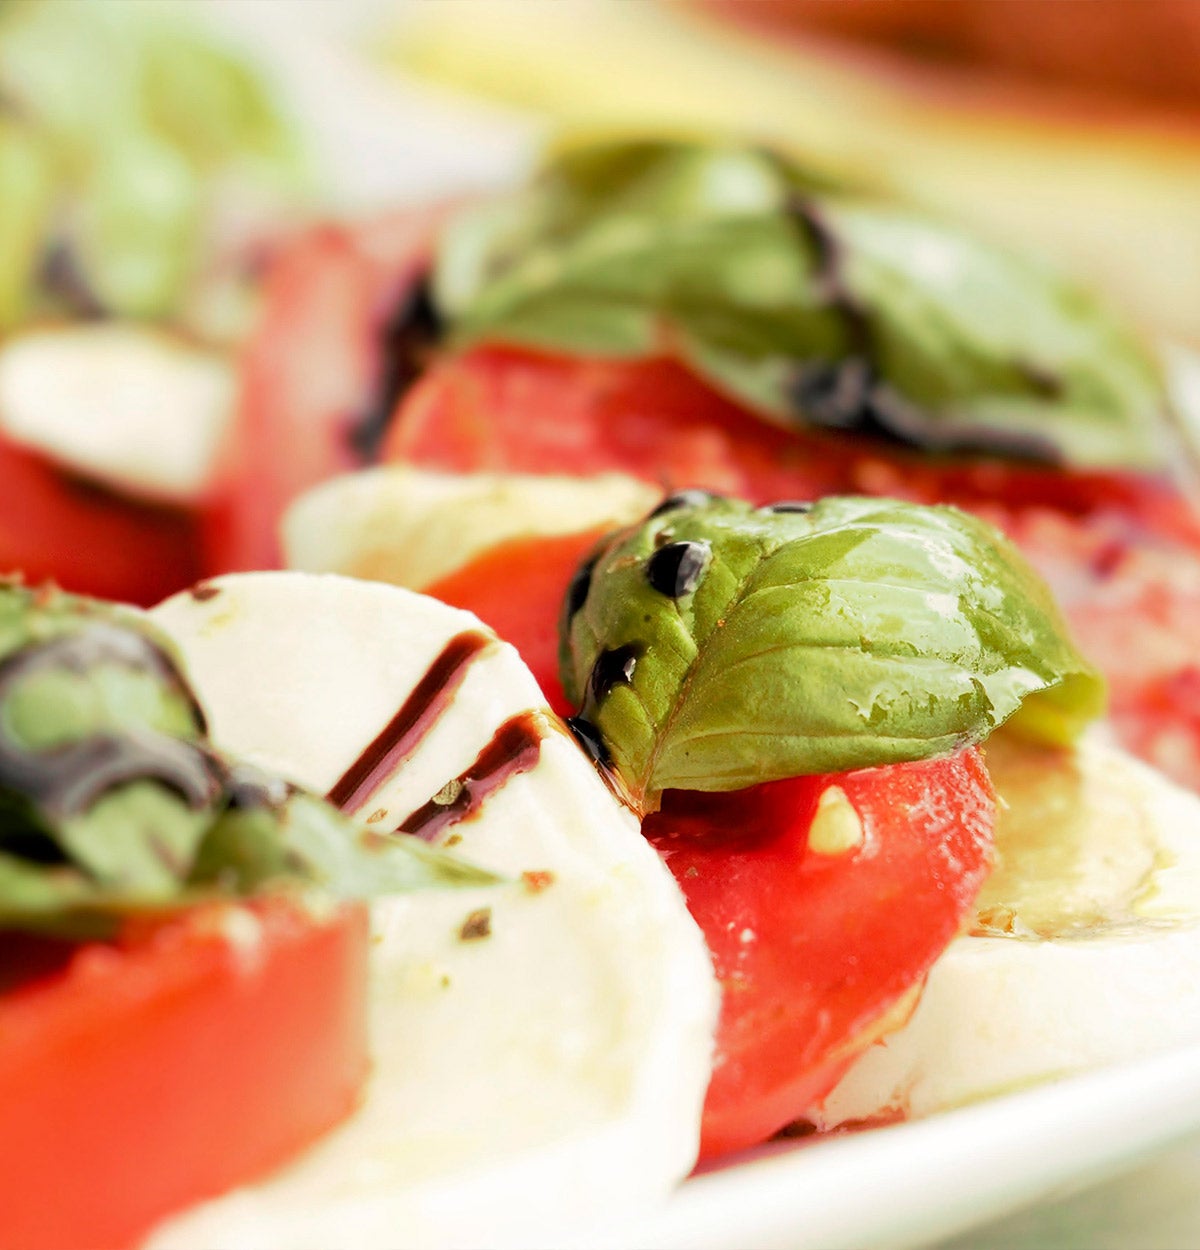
390, 344, 1200, 790
424, 526, 608, 717
0, 435, 205, 606
212, 210, 445, 574
646, 750, 994, 1159
0, 898, 369, 1250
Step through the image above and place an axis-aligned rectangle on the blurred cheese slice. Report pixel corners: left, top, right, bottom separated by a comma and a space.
283, 465, 658, 590
147, 572, 716, 1250
814, 733, 1200, 1128
0, 324, 235, 503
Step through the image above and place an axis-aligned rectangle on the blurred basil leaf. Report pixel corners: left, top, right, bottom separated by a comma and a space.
438, 139, 1169, 470
0, 583, 495, 937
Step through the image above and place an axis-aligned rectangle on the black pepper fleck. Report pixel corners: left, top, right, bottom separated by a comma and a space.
458, 907, 492, 942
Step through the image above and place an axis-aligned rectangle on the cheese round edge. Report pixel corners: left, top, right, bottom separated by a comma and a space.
815, 740, 1200, 1128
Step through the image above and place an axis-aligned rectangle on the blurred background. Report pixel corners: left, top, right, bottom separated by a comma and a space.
3, 0, 1199, 345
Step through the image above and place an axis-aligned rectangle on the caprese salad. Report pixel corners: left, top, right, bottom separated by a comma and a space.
4, 112, 1200, 1249
286, 465, 1200, 1151
0, 577, 496, 1250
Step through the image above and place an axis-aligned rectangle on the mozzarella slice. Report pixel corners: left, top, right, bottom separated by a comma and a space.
814, 734, 1200, 1128
0, 324, 235, 503
146, 571, 717, 1250
283, 466, 658, 591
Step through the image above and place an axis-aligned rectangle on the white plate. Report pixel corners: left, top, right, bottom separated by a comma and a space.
591, 1040, 1200, 1250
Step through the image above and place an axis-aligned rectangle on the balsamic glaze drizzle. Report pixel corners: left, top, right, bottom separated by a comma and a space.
350, 274, 443, 460
399, 711, 544, 842
587, 644, 641, 704
327, 631, 493, 814
788, 197, 874, 358
646, 541, 709, 599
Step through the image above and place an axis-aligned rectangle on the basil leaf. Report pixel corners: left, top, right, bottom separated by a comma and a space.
438, 140, 1169, 470
0, 584, 496, 936
561, 495, 1104, 807
191, 789, 498, 899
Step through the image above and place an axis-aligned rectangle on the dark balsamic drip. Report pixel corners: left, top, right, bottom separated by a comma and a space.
350, 274, 443, 461
225, 762, 294, 812
566, 716, 610, 768
788, 197, 873, 358
789, 357, 876, 432
398, 711, 544, 842
587, 643, 641, 704
566, 555, 597, 618
646, 540, 709, 599
327, 630, 492, 814
788, 357, 1061, 463
648, 489, 719, 519
190, 582, 222, 603
866, 384, 1062, 463
767, 500, 813, 513
37, 239, 107, 321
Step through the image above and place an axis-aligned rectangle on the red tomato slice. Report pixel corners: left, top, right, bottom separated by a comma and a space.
0, 898, 369, 1250
646, 750, 994, 1159
212, 209, 447, 574
0, 435, 205, 606
390, 345, 1200, 790
424, 526, 608, 717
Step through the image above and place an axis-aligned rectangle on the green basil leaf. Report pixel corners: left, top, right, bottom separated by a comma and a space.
438, 139, 1169, 470
561, 495, 1105, 807
191, 789, 498, 899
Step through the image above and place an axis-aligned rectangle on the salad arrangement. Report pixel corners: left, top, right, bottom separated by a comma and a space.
0, 26, 1198, 1237
0, 477, 1127, 1246
552, 489, 1100, 1157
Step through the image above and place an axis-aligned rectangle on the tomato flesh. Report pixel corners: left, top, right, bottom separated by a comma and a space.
390, 344, 1200, 790
424, 526, 608, 717
0, 435, 205, 606
646, 753, 994, 1158
0, 898, 370, 1250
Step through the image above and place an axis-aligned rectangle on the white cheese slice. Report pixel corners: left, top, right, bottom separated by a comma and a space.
0, 324, 235, 503
814, 737, 1200, 1128
282, 465, 658, 591
146, 571, 717, 1250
